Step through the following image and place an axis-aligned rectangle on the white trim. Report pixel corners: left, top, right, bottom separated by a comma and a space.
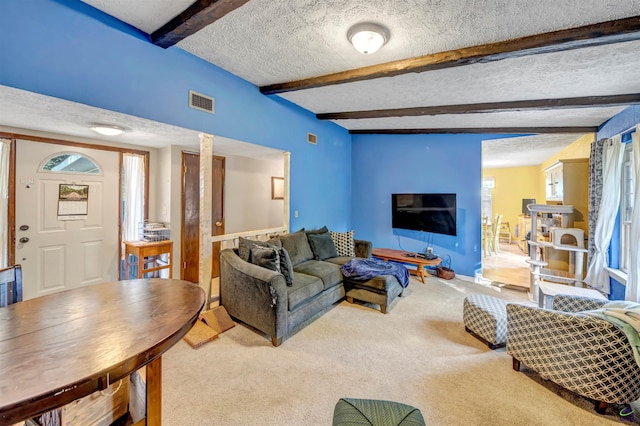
606, 266, 628, 285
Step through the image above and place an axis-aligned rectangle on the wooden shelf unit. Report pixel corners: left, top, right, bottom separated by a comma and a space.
124, 240, 173, 279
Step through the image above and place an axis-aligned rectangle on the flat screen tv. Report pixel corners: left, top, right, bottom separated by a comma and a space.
392, 193, 457, 236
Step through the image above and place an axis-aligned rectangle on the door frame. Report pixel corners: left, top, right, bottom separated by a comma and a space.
180, 151, 225, 282
2, 131, 149, 269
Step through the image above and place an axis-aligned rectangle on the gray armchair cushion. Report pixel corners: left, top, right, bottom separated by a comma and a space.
280, 231, 314, 266
250, 246, 281, 272
308, 232, 339, 260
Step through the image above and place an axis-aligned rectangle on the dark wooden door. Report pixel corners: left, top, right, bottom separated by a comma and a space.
181, 153, 225, 283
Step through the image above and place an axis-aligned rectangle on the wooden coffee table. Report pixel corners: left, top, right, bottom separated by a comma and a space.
372, 248, 441, 283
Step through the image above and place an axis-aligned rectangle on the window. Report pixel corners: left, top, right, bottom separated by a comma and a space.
620, 143, 634, 273
41, 153, 101, 174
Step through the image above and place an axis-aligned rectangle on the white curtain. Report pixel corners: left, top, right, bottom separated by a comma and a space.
626, 126, 640, 301
122, 153, 145, 247
0, 139, 10, 268
585, 135, 624, 294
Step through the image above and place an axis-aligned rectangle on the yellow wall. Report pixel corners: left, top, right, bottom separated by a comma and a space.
483, 166, 545, 239
540, 133, 594, 171
483, 133, 595, 240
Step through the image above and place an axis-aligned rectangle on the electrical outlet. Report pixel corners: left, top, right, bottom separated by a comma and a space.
294, 210, 299, 218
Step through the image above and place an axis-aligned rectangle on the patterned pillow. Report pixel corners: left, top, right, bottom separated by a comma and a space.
330, 230, 355, 257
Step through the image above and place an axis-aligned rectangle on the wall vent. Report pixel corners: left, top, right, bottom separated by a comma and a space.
307, 132, 317, 145
189, 90, 215, 114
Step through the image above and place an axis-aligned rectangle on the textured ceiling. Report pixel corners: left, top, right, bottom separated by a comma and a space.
7, 0, 640, 167
482, 134, 589, 168
0, 86, 284, 161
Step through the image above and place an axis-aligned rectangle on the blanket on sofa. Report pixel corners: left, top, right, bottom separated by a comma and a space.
341, 258, 410, 287
582, 301, 640, 366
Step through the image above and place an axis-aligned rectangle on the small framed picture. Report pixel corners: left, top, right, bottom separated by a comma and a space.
271, 177, 284, 200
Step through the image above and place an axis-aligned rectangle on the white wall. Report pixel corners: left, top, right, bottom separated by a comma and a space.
224, 154, 284, 234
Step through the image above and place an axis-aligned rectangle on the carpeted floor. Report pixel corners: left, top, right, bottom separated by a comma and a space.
162, 275, 637, 425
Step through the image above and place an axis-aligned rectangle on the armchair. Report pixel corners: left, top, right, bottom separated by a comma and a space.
507, 294, 640, 414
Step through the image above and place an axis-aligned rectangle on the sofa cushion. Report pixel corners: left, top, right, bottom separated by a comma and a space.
307, 232, 339, 260
250, 246, 280, 272
294, 260, 342, 290
280, 231, 314, 266
238, 236, 282, 262
330, 230, 356, 257
288, 273, 324, 311
324, 256, 355, 266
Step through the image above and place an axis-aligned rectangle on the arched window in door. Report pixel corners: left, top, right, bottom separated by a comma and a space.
40, 152, 102, 174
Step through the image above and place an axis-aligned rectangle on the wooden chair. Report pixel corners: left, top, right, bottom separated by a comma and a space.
491, 214, 503, 254
0, 264, 23, 307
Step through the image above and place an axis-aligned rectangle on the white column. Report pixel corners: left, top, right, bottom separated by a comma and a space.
199, 133, 213, 305
283, 152, 290, 233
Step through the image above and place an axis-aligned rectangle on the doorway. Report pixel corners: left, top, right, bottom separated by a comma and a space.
15, 140, 120, 299
180, 152, 225, 284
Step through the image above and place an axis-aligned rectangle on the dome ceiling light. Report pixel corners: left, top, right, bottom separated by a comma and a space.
347, 22, 390, 55
89, 124, 125, 136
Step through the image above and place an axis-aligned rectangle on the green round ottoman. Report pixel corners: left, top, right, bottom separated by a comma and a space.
332, 398, 425, 426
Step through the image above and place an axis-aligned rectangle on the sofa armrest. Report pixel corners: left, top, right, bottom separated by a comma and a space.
551, 294, 609, 312
220, 249, 288, 342
354, 240, 372, 258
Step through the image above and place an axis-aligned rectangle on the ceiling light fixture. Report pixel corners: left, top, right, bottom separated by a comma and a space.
89, 124, 125, 136
347, 22, 389, 55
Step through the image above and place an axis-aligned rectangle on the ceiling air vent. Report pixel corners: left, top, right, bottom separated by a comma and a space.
189, 90, 215, 114
307, 132, 317, 145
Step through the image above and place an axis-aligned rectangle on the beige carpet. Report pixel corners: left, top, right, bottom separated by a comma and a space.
162, 275, 636, 425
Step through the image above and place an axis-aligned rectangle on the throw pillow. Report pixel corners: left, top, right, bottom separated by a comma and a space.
238, 237, 281, 262
307, 232, 339, 260
279, 230, 314, 266
277, 247, 295, 286
330, 230, 356, 257
250, 245, 281, 272
305, 225, 329, 235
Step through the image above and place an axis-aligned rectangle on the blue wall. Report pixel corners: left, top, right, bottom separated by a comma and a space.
597, 105, 640, 300
0, 0, 352, 231
351, 133, 519, 277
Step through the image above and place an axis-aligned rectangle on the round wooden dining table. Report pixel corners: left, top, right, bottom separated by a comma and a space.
0, 278, 205, 425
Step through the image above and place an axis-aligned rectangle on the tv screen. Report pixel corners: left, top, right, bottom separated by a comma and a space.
392, 193, 457, 236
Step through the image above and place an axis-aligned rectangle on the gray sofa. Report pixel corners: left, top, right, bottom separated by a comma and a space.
220, 229, 372, 346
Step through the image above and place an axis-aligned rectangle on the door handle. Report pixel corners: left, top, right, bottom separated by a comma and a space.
215, 221, 223, 227
19, 225, 29, 231
19, 237, 29, 243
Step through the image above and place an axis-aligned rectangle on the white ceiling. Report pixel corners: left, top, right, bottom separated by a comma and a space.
6, 0, 640, 166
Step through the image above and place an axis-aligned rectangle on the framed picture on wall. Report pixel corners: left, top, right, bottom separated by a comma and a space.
271, 177, 284, 200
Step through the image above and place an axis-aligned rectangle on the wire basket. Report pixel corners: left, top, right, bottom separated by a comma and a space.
139, 221, 170, 242
436, 255, 455, 280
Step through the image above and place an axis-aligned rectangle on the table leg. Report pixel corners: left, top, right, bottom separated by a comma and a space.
146, 357, 162, 426
417, 265, 425, 283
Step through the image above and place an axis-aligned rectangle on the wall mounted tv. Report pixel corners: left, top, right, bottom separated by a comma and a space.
392, 193, 457, 236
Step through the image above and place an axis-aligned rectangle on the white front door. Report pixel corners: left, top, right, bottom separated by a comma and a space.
15, 140, 120, 300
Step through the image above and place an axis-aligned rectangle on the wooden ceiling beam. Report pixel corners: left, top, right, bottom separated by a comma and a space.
151, 0, 251, 48
316, 93, 640, 120
349, 127, 598, 135
261, 16, 640, 95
